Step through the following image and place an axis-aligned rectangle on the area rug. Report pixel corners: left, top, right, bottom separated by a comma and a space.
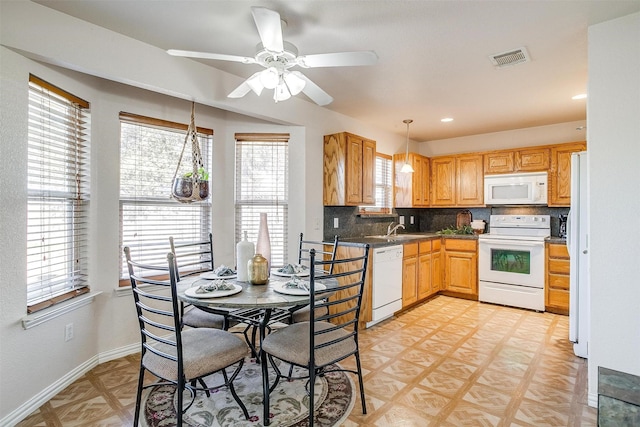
142, 357, 355, 426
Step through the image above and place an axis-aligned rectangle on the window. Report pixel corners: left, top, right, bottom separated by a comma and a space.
235, 133, 289, 267
27, 75, 90, 313
375, 154, 393, 210
119, 112, 212, 281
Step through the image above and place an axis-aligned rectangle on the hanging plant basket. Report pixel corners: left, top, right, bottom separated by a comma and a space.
171, 102, 209, 203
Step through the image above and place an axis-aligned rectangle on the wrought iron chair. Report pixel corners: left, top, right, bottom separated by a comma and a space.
260, 242, 370, 427
124, 247, 249, 426
287, 233, 339, 323
169, 233, 236, 330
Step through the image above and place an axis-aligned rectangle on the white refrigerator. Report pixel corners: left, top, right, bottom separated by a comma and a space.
568, 151, 589, 358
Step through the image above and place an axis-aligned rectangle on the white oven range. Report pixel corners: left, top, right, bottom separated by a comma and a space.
478, 215, 550, 311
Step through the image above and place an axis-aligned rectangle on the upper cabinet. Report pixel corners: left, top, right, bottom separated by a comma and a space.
431, 154, 484, 207
549, 141, 587, 207
393, 153, 430, 207
323, 132, 376, 206
484, 147, 550, 174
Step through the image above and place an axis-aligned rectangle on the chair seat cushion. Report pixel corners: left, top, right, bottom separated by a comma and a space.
262, 321, 356, 367
182, 306, 228, 329
290, 304, 329, 323
143, 328, 247, 381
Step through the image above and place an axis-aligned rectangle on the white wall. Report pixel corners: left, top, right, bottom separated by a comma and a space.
421, 120, 587, 156
587, 11, 640, 403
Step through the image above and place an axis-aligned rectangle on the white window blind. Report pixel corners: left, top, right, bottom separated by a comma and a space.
375, 155, 393, 208
235, 134, 289, 267
119, 113, 212, 279
27, 75, 90, 312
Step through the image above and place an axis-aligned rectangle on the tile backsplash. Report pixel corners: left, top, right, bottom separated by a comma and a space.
324, 206, 569, 240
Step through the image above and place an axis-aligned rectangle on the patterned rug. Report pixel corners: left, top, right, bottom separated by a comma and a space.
143, 357, 355, 426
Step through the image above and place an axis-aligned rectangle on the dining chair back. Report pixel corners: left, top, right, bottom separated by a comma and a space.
124, 247, 249, 426
169, 232, 214, 278
260, 241, 370, 427
169, 233, 235, 330
288, 234, 339, 323
297, 232, 339, 275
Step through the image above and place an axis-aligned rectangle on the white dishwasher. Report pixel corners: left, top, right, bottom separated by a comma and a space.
367, 245, 404, 327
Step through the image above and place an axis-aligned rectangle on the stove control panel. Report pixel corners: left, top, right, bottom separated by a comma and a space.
489, 215, 550, 229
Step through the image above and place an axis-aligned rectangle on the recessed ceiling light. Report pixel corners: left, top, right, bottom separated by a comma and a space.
441, 118, 454, 123
572, 94, 587, 100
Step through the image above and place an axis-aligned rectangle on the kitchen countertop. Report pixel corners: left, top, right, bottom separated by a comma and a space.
546, 237, 567, 244
341, 232, 477, 247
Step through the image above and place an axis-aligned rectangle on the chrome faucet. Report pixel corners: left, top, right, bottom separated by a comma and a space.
386, 222, 405, 237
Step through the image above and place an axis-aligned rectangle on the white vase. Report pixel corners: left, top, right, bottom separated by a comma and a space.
236, 231, 254, 282
255, 213, 271, 273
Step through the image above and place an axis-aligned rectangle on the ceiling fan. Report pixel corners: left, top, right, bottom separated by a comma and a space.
167, 7, 378, 105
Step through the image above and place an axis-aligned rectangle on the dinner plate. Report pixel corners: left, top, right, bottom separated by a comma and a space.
273, 282, 326, 296
185, 283, 242, 298
271, 268, 310, 278
199, 271, 237, 280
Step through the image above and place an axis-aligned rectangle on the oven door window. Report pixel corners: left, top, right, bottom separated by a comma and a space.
490, 248, 531, 274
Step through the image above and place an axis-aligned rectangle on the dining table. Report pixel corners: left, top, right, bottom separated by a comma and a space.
176, 269, 336, 422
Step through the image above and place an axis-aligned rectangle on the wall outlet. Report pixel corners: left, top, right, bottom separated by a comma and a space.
314, 217, 320, 230
333, 218, 339, 228
410, 216, 415, 225
65, 323, 74, 341
399, 216, 405, 225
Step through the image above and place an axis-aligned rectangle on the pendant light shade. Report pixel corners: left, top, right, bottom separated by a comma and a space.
401, 119, 414, 173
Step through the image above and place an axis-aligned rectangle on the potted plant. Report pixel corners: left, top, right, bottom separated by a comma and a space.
172, 166, 209, 200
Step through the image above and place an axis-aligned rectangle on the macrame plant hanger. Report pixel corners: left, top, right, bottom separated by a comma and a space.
171, 102, 209, 203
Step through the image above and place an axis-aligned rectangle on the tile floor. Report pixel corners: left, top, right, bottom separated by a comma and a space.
16, 296, 597, 426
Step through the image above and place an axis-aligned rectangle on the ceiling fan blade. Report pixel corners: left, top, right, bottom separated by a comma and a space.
295, 72, 333, 106
228, 72, 264, 98
167, 49, 256, 64
296, 51, 378, 68
251, 7, 284, 53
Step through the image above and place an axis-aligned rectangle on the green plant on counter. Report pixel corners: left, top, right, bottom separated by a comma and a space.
436, 225, 474, 235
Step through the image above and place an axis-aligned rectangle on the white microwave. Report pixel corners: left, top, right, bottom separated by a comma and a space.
484, 172, 548, 205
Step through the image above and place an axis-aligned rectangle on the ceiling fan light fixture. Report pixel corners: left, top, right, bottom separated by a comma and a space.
246, 73, 264, 96
283, 71, 306, 96
260, 67, 280, 89
401, 119, 414, 173
274, 82, 291, 102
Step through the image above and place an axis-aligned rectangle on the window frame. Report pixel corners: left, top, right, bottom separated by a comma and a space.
118, 112, 213, 286
234, 133, 290, 268
26, 75, 91, 313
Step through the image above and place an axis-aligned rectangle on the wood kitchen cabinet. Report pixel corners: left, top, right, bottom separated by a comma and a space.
484, 147, 550, 174
442, 238, 478, 296
546, 242, 570, 314
331, 243, 374, 328
431, 154, 483, 207
402, 242, 418, 307
549, 141, 587, 207
323, 132, 376, 206
403, 240, 439, 308
393, 153, 430, 207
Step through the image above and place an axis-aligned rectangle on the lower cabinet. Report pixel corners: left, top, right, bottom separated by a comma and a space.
443, 238, 478, 295
403, 239, 441, 308
402, 243, 419, 307
546, 242, 570, 314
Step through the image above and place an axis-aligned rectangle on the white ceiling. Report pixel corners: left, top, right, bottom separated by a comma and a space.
33, 0, 640, 142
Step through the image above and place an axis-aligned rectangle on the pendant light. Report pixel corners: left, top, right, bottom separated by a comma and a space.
400, 119, 414, 173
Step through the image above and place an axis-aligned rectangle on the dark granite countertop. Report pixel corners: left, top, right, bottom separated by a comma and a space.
340, 232, 478, 247
546, 237, 567, 244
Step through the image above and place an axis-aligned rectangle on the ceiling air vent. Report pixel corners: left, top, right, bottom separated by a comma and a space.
489, 47, 530, 68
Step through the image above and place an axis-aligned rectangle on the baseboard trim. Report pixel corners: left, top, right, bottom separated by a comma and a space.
589, 392, 598, 408
1, 344, 140, 427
